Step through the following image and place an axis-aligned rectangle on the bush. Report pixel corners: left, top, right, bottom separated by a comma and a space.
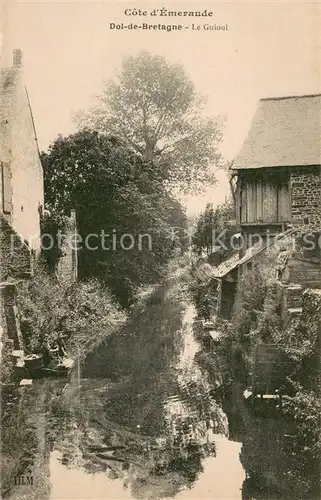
16, 260, 126, 357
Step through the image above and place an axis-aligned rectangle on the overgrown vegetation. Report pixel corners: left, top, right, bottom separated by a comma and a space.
191, 250, 320, 498
192, 198, 236, 260
189, 261, 218, 320
16, 260, 127, 358
0, 345, 14, 384
41, 130, 189, 307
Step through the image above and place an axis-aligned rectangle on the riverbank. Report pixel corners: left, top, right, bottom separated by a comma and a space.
190, 256, 321, 499
1, 263, 246, 500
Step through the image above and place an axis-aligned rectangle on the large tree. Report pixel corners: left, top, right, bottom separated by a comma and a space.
41, 130, 188, 306
75, 51, 224, 192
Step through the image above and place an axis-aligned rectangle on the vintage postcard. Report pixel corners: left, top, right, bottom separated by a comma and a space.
1, 1, 320, 499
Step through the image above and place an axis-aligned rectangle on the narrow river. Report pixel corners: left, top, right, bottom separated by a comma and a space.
2, 274, 245, 499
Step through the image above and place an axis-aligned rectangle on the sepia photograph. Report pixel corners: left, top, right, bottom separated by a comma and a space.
0, 1, 320, 499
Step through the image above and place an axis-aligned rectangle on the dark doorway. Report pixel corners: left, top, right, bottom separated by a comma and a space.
220, 279, 237, 318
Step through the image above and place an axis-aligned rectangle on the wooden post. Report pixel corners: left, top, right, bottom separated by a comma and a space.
70, 209, 78, 282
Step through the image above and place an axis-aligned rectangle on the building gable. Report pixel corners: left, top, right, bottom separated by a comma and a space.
232, 94, 321, 171
0, 50, 44, 250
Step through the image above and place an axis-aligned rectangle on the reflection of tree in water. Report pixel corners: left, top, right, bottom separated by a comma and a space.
1, 380, 69, 500
53, 278, 229, 498
65, 352, 226, 495
1, 388, 38, 497
167, 442, 203, 484
157, 364, 228, 488
83, 285, 185, 379
62, 382, 217, 497
239, 414, 320, 500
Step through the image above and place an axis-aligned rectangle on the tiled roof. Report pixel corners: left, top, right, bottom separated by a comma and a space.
232, 94, 321, 170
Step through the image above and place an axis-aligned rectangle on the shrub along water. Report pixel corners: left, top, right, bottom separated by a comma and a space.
16, 259, 127, 360
191, 252, 320, 498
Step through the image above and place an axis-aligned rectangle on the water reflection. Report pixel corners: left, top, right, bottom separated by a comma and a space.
1, 380, 68, 500
2, 276, 244, 499
56, 278, 230, 498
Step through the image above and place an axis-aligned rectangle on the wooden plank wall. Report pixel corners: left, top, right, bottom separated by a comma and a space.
246, 182, 256, 223
240, 173, 290, 224
241, 179, 247, 223
263, 183, 278, 222
256, 182, 263, 222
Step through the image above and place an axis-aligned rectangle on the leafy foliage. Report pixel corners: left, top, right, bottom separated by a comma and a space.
191, 249, 321, 497
0, 347, 14, 384
189, 262, 218, 320
192, 198, 236, 259
75, 51, 224, 192
281, 388, 321, 496
16, 260, 126, 356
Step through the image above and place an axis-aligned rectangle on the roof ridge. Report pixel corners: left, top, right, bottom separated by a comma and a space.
260, 93, 321, 102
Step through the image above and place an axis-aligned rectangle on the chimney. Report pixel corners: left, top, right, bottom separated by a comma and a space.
13, 49, 22, 68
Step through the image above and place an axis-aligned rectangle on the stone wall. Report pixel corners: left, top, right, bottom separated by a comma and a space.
291, 166, 321, 231
0, 283, 22, 349
282, 258, 321, 289
0, 214, 32, 361
0, 213, 33, 281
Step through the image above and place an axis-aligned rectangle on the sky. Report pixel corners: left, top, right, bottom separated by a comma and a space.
1, 0, 321, 215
